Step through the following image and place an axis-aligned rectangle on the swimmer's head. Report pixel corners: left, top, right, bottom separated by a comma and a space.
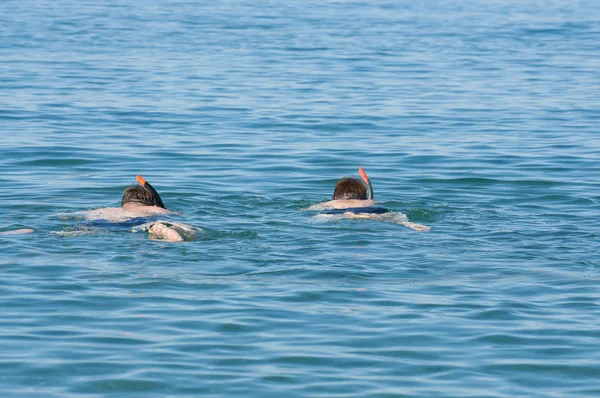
121, 185, 157, 207
332, 177, 368, 200
135, 175, 166, 209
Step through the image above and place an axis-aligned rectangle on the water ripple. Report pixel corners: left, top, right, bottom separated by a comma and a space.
1, 0, 600, 397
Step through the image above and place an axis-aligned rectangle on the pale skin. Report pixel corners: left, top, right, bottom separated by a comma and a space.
82, 203, 189, 242
0, 228, 35, 236
148, 222, 184, 242
308, 199, 376, 210
309, 199, 430, 232
121, 203, 174, 214
83, 203, 175, 221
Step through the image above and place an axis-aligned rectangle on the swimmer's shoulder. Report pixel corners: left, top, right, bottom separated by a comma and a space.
121, 204, 173, 214
309, 199, 376, 210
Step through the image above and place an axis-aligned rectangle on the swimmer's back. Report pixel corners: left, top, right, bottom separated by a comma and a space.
320, 206, 389, 215
76, 216, 155, 230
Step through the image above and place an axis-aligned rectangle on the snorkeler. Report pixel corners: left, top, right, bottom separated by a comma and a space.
1, 176, 199, 242
308, 167, 430, 232
74, 175, 199, 242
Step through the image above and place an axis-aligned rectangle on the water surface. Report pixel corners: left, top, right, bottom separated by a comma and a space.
1, 1, 600, 396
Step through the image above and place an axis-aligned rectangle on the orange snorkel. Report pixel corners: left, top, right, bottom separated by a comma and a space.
136, 175, 166, 209
358, 167, 373, 200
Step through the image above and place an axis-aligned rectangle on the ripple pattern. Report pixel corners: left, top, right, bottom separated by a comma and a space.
1, 0, 600, 397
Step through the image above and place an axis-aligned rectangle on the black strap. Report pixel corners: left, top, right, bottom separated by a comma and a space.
142, 181, 166, 209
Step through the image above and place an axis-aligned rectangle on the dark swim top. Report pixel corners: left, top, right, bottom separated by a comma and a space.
320, 206, 389, 215
76, 217, 154, 230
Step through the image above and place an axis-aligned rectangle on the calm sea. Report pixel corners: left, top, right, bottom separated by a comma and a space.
1, 0, 600, 396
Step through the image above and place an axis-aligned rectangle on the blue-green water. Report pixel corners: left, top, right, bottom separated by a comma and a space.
2, 1, 600, 396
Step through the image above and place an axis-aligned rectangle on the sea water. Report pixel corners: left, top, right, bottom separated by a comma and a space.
1, 0, 600, 396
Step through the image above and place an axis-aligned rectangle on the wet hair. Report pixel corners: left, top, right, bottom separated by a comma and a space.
332, 177, 367, 200
121, 185, 156, 207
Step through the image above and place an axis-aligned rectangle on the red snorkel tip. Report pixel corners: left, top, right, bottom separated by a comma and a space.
358, 166, 373, 200
358, 167, 370, 184
135, 175, 166, 209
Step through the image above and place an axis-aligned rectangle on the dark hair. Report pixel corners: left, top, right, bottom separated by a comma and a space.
332, 177, 367, 200
121, 185, 156, 207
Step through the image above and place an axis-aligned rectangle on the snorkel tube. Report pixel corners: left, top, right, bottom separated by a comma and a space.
136, 175, 166, 209
358, 166, 373, 200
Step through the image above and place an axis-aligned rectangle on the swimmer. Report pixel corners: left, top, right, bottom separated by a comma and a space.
82, 175, 175, 221
308, 167, 430, 232
3, 176, 199, 242
72, 175, 199, 242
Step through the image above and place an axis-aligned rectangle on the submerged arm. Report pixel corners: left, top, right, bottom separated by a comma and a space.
142, 221, 200, 242
0, 229, 35, 236
148, 223, 184, 242
397, 221, 430, 232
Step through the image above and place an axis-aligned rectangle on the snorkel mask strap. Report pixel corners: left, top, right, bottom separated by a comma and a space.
358, 167, 373, 200
136, 175, 166, 209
